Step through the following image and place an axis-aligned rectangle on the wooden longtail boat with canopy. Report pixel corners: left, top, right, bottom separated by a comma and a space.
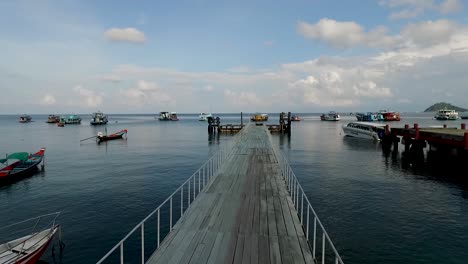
0, 148, 45, 185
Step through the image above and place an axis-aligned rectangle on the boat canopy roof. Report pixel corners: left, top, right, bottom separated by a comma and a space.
0, 152, 29, 163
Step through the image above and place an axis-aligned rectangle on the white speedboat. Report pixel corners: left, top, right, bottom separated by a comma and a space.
342, 122, 386, 141
198, 113, 212, 121
434, 109, 459, 120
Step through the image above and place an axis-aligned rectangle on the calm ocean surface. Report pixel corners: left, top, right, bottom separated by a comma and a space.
1, 113, 467, 264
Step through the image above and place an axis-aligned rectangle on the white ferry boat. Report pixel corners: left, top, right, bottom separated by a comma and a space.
434, 109, 459, 120
342, 122, 386, 141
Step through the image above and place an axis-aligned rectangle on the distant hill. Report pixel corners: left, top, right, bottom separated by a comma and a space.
424, 102, 468, 112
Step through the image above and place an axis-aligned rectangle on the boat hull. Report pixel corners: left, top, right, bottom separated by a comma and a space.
321, 116, 340, 121
342, 126, 380, 141
90, 121, 108, 125
97, 134, 123, 143
0, 226, 58, 264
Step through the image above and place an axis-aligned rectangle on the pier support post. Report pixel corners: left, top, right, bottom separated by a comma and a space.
414, 123, 419, 140
287, 112, 291, 135
241, 112, 243, 128
464, 132, 468, 150
393, 137, 399, 152
461, 123, 466, 130
443, 124, 447, 129
404, 137, 411, 152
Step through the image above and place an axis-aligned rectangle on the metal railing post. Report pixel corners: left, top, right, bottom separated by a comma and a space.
188, 180, 191, 207
202, 168, 205, 188
313, 217, 317, 259
306, 206, 310, 239
157, 209, 160, 247
181, 186, 184, 215
198, 170, 201, 193
141, 223, 145, 264
301, 193, 304, 224
322, 232, 326, 264
120, 243, 124, 264
170, 197, 173, 231
193, 174, 196, 200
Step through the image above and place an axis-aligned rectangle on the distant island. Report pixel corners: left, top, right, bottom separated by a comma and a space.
424, 102, 468, 112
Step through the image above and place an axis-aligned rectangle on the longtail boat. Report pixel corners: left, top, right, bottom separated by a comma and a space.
0, 212, 61, 264
0, 148, 45, 185
97, 129, 127, 143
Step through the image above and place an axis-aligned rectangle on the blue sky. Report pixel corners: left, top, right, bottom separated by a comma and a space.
1, 0, 468, 113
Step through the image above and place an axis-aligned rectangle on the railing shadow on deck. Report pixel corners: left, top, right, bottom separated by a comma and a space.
96, 130, 245, 264
275, 149, 345, 264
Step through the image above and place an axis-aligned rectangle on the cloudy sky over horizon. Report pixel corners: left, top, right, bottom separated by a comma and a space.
1, 0, 468, 114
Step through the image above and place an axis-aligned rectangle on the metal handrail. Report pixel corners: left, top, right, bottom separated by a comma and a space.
96, 131, 244, 264
275, 149, 344, 264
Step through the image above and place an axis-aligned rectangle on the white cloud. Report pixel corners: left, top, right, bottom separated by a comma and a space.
228, 66, 251, 73
353, 81, 393, 98
204, 85, 214, 92
224, 89, 263, 107
440, 0, 463, 14
74, 85, 103, 108
102, 75, 122, 83
40, 94, 56, 105
389, 8, 423, 19
298, 19, 466, 51
402, 20, 458, 47
100, 19, 468, 112
121, 80, 173, 106
104, 28, 146, 43
297, 19, 399, 49
380, 0, 463, 19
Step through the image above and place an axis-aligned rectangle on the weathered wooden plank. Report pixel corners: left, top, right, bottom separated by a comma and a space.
232, 234, 245, 264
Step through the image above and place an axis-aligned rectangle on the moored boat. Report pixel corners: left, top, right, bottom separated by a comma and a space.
251, 113, 268, 122
170, 112, 179, 121
342, 122, 386, 141
158, 112, 170, 121
90, 112, 108, 125
0, 212, 60, 264
434, 109, 459, 120
46, 115, 60, 123
97, 129, 127, 143
355, 112, 378, 121
291, 115, 301, 121
60, 115, 81, 124
198, 113, 212, 121
0, 148, 46, 185
378, 110, 401, 121
19, 115, 32, 123
320, 112, 340, 121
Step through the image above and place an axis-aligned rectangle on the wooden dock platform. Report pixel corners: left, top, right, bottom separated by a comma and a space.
146, 124, 313, 264
390, 123, 468, 150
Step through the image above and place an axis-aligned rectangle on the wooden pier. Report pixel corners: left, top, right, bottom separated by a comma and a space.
147, 124, 312, 263
385, 123, 468, 152
208, 112, 292, 135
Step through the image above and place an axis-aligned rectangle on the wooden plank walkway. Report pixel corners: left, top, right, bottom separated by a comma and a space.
147, 124, 313, 264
